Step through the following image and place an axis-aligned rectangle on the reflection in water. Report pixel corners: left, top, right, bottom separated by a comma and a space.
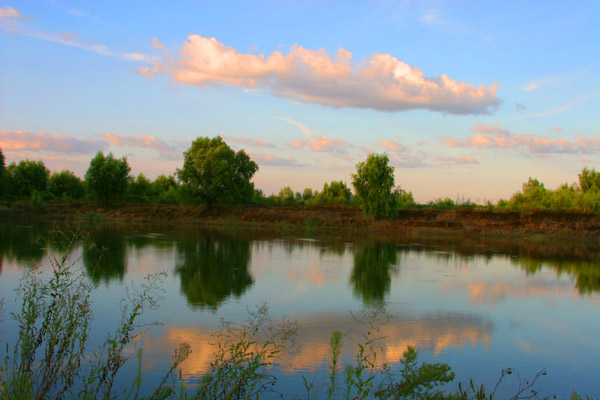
82, 226, 127, 285
350, 242, 400, 305
0, 224, 47, 266
175, 232, 254, 310
515, 257, 600, 295
139, 310, 492, 378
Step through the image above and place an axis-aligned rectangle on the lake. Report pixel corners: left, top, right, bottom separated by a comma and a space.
0, 221, 599, 398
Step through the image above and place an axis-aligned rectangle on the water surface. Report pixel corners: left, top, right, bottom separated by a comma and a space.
0, 222, 598, 398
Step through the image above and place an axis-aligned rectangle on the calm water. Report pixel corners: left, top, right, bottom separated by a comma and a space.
0, 221, 599, 398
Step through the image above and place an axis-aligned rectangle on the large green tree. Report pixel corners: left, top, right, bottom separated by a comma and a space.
177, 137, 259, 208
351, 153, 399, 218
85, 152, 131, 205
6, 159, 50, 197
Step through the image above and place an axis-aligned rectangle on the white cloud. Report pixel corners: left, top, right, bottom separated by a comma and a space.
142, 35, 501, 115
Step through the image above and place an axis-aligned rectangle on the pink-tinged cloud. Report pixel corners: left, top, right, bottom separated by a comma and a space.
433, 154, 479, 166
251, 152, 304, 167
0, 6, 23, 19
291, 135, 347, 154
220, 135, 275, 148
443, 122, 600, 155
143, 35, 500, 114
0, 130, 107, 154
99, 132, 181, 159
378, 138, 407, 153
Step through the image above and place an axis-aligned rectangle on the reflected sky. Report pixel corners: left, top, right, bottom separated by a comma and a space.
0, 222, 599, 398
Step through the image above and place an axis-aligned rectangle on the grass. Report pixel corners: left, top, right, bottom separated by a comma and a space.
1, 250, 598, 399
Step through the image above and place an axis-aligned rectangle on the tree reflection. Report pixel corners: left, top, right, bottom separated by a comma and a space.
350, 242, 400, 306
0, 223, 47, 266
175, 232, 253, 310
517, 257, 600, 295
82, 226, 127, 285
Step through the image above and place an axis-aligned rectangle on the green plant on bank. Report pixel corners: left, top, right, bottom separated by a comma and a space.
304, 217, 316, 236
29, 190, 45, 212
281, 221, 290, 235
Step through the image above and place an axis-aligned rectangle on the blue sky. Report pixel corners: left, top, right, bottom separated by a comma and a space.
1, 0, 598, 201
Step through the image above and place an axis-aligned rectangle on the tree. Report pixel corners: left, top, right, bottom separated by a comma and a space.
579, 167, 600, 194
0, 148, 5, 196
6, 160, 50, 197
351, 153, 399, 218
128, 173, 152, 201
177, 137, 259, 208
49, 170, 85, 200
277, 186, 295, 205
85, 152, 131, 205
317, 180, 352, 205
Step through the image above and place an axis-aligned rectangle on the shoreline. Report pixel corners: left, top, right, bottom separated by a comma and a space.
2, 201, 599, 241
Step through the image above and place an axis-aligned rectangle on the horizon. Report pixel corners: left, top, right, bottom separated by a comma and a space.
1, 1, 598, 202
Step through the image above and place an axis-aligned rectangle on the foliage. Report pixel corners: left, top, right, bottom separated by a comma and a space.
376, 346, 455, 399
0, 148, 5, 197
152, 175, 179, 204
85, 152, 131, 206
352, 153, 401, 218
451, 368, 553, 400
0, 241, 186, 400
194, 304, 297, 399
277, 186, 296, 205
177, 136, 259, 208
396, 188, 415, 209
5, 159, 50, 197
29, 190, 45, 212
129, 173, 153, 202
49, 170, 85, 200
317, 181, 353, 205
578, 167, 600, 194
496, 168, 600, 213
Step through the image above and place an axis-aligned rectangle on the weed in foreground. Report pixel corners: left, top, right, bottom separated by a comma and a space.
0, 245, 189, 400
194, 304, 298, 399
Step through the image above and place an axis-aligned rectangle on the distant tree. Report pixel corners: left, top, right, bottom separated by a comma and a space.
351, 153, 399, 218
6, 159, 50, 197
302, 188, 314, 202
152, 174, 179, 204
129, 173, 152, 201
277, 186, 295, 205
85, 152, 131, 206
317, 181, 352, 205
49, 170, 85, 200
0, 148, 5, 196
177, 137, 258, 208
152, 174, 177, 192
579, 167, 600, 193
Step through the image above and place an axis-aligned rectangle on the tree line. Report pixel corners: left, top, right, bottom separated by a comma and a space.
1, 137, 599, 216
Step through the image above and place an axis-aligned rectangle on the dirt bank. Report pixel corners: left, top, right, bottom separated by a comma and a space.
2, 201, 599, 240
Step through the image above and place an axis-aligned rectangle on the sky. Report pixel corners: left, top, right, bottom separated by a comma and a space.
0, 0, 599, 202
